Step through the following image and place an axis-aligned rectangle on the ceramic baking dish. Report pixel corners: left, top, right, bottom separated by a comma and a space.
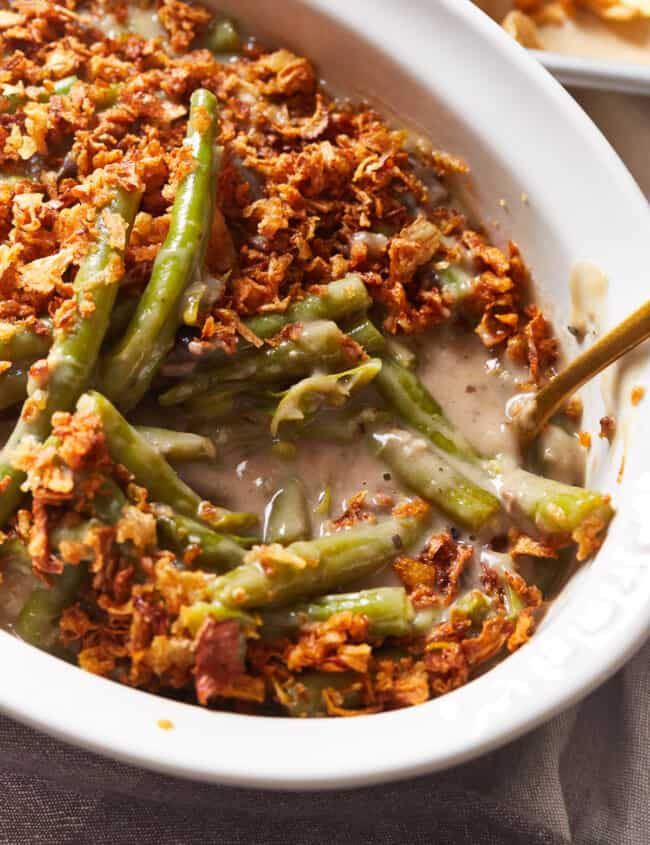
1, 0, 650, 790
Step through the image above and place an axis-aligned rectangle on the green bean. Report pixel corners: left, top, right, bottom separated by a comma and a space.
16, 564, 87, 651
479, 550, 535, 623
93, 82, 121, 110
0, 320, 52, 362
0, 538, 31, 571
449, 589, 493, 626
277, 672, 364, 717
49, 75, 79, 98
104, 293, 140, 345
99, 89, 220, 412
159, 320, 355, 406
182, 385, 241, 423
181, 510, 428, 633
411, 588, 493, 634
244, 275, 371, 340
180, 270, 226, 327
135, 426, 216, 462
262, 587, 414, 639
289, 407, 390, 443
375, 356, 480, 462
438, 264, 475, 304
370, 429, 500, 530
77, 392, 256, 531
497, 467, 614, 538
0, 187, 142, 528
270, 358, 382, 436
163, 274, 372, 382
264, 478, 311, 545
0, 322, 54, 411
2, 75, 79, 114
207, 18, 241, 53
78, 391, 205, 517
344, 318, 386, 356
262, 584, 495, 642
0, 366, 29, 411
14, 513, 121, 653
156, 510, 246, 572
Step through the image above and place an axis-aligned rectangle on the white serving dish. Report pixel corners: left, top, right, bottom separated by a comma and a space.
475, 0, 650, 95
2, 0, 650, 790
535, 50, 650, 95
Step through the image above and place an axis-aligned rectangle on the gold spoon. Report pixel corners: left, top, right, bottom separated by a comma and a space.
516, 298, 650, 449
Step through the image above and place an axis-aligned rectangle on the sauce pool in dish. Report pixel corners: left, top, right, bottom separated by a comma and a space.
0, 0, 612, 717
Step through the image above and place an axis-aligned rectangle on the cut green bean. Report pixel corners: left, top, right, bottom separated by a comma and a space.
277, 672, 364, 717
135, 426, 216, 462
270, 358, 382, 436
160, 320, 356, 406
77, 392, 256, 532
345, 318, 386, 356
182, 385, 241, 422
439, 264, 476, 304
264, 478, 312, 545
370, 429, 500, 530
411, 588, 493, 634
2, 75, 79, 114
14, 512, 122, 654
181, 271, 226, 327
181, 510, 428, 633
0, 366, 29, 411
104, 293, 140, 345
156, 511, 246, 572
16, 563, 87, 651
0, 537, 31, 571
375, 356, 480, 462
78, 392, 205, 518
208, 18, 241, 53
180, 274, 372, 371
0, 186, 142, 528
497, 467, 614, 538
0, 320, 52, 362
244, 275, 371, 340
262, 587, 414, 639
99, 89, 220, 412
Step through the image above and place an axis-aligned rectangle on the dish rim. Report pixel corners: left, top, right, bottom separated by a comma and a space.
535, 50, 650, 96
0, 0, 649, 791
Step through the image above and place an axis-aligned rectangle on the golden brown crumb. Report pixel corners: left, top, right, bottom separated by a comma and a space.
157, 719, 174, 730
579, 431, 592, 449
631, 385, 646, 406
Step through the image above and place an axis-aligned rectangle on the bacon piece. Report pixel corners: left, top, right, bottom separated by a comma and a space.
194, 617, 245, 705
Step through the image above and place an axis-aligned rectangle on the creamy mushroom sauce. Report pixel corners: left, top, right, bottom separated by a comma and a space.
132, 326, 586, 599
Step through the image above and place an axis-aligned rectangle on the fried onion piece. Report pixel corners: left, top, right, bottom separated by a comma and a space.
393, 532, 473, 608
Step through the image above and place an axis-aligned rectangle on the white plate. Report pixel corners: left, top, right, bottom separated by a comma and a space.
2, 0, 650, 790
536, 50, 650, 96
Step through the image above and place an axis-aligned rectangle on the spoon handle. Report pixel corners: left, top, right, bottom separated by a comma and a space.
522, 298, 650, 446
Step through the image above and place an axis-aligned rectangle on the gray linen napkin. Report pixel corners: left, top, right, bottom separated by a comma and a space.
0, 90, 648, 845
1, 638, 648, 844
